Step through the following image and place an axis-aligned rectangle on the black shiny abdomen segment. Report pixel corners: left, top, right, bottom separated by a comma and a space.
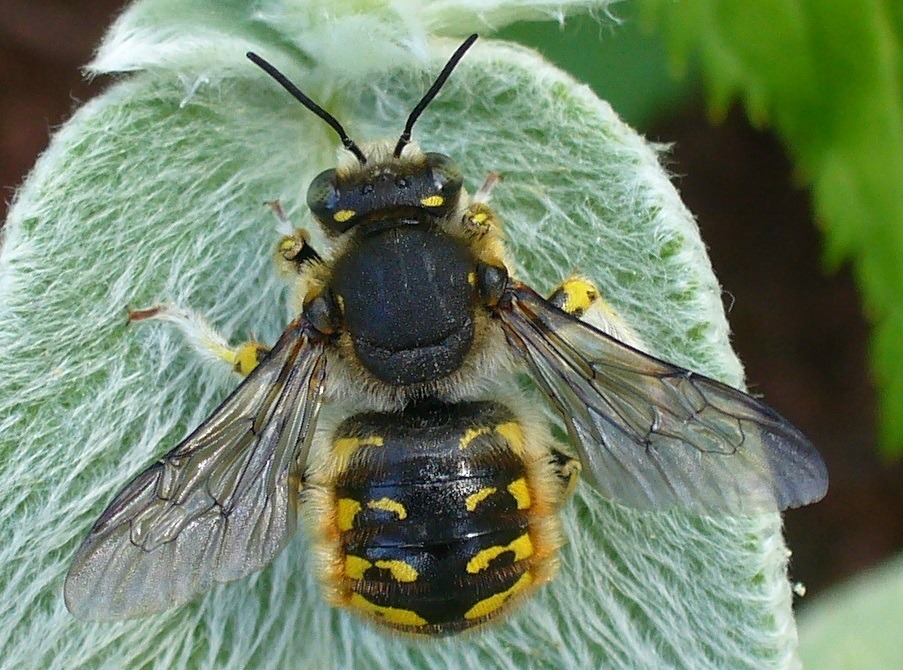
333, 401, 535, 634
330, 224, 476, 386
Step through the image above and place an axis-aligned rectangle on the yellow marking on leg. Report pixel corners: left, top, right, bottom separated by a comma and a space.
420, 195, 444, 207
507, 478, 532, 510
466, 533, 534, 574
336, 498, 362, 532
467, 271, 477, 287
367, 498, 407, 520
551, 277, 599, 317
470, 211, 489, 225
334, 209, 356, 223
494, 421, 525, 454
349, 593, 428, 627
465, 487, 497, 512
333, 436, 384, 461
232, 342, 268, 376
464, 572, 534, 620
459, 426, 491, 450
374, 560, 419, 583
344, 555, 372, 580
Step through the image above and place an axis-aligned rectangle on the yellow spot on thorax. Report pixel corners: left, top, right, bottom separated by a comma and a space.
334, 209, 356, 222
459, 426, 491, 450
333, 435, 384, 460
464, 572, 534, 620
336, 498, 362, 532
367, 497, 407, 519
374, 559, 419, 582
466, 533, 534, 574
494, 421, 525, 454
507, 478, 532, 510
348, 593, 428, 627
465, 487, 497, 512
420, 195, 444, 207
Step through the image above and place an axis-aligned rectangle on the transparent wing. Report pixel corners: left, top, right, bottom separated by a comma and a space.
498, 283, 828, 514
65, 316, 328, 620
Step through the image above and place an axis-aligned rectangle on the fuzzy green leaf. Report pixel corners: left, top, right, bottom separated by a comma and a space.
798, 555, 903, 669
642, 0, 903, 456
0, 1, 802, 667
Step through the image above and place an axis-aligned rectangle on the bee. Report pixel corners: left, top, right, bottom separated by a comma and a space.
64, 35, 828, 636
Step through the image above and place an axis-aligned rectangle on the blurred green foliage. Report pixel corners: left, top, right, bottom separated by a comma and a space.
507, 0, 903, 458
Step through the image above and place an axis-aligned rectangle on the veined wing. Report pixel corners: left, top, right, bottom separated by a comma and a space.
497, 283, 828, 514
65, 316, 327, 620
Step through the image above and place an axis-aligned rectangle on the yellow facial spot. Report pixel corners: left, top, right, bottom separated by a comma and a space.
464, 572, 534, 620
459, 426, 491, 450
465, 487, 497, 512
336, 498, 362, 532
333, 436, 384, 461
466, 533, 534, 574
367, 497, 407, 520
420, 195, 444, 207
333, 209, 356, 222
507, 478, 532, 510
470, 211, 489, 225
374, 559, 419, 582
495, 421, 525, 454
349, 593, 428, 627
344, 555, 372, 580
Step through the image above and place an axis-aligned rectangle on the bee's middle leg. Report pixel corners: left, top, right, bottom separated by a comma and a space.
127, 305, 270, 377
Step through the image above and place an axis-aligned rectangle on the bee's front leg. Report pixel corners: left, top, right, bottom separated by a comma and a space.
268, 200, 323, 277
127, 305, 269, 377
461, 172, 502, 239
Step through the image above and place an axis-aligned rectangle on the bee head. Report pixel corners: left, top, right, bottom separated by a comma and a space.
306, 144, 463, 234
247, 34, 477, 235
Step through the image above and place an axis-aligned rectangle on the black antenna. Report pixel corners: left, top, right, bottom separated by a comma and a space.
393, 34, 478, 158
247, 51, 367, 164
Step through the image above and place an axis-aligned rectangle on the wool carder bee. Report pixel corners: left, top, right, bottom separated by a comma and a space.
65, 35, 828, 636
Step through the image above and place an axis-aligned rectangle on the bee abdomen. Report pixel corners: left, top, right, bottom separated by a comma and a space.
314, 401, 560, 635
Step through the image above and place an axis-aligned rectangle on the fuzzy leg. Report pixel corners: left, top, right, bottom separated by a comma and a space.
128, 305, 269, 377
268, 200, 323, 276
461, 172, 503, 239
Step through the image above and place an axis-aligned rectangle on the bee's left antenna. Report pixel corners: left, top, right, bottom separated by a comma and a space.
247, 52, 367, 165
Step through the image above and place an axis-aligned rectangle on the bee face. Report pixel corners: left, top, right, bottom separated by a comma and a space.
307, 149, 464, 235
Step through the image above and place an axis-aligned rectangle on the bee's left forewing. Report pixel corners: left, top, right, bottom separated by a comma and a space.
65, 316, 327, 620
495, 283, 828, 514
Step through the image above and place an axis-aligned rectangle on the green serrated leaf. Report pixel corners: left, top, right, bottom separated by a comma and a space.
643, 0, 903, 457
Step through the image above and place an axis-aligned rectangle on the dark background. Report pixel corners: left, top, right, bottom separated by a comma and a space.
2, 1, 900, 600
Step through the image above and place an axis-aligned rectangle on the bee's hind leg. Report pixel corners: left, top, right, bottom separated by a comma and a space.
548, 446, 581, 503
127, 305, 269, 377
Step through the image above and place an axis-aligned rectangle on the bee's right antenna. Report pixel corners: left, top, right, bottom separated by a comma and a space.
393, 34, 478, 158
247, 51, 368, 165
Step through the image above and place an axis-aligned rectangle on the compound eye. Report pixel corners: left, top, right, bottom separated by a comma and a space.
425, 152, 464, 200
306, 168, 345, 229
